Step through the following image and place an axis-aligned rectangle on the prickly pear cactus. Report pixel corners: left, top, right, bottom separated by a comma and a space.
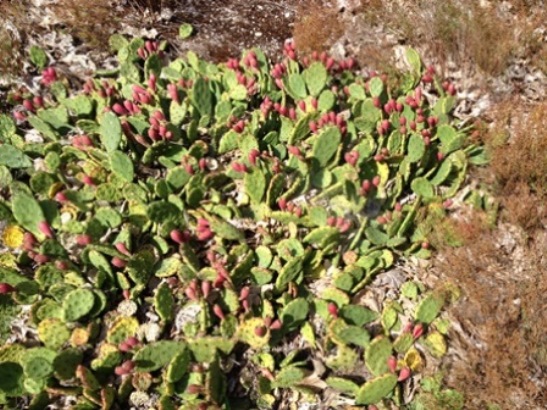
0, 31, 485, 408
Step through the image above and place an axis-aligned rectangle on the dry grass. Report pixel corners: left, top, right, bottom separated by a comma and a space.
437, 226, 547, 409
293, 0, 344, 54
0, 1, 28, 77
359, 0, 523, 77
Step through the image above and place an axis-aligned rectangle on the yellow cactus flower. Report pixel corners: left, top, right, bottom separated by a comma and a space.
1, 224, 25, 249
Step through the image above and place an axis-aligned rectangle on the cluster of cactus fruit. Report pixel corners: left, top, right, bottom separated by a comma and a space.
0, 32, 487, 409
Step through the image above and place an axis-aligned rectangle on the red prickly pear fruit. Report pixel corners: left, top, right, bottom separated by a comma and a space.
398, 367, 411, 382
413, 323, 424, 339
185, 286, 197, 301
33, 96, 44, 108
374, 154, 384, 162
23, 232, 36, 251
75, 234, 92, 246
372, 97, 381, 108
23, 99, 35, 112
275, 78, 284, 90
395, 202, 403, 212
410, 120, 417, 131
254, 326, 267, 337
199, 158, 207, 171
55, 260, 69, 270
421, 241, 430, 250
123, 289, 130, 299
309, 121, 318, 133
111, 256, 127, 269
115, 242, 131, 256
368, 405, 379, 410
121, 360, 135, 372
263, 316, 272, 327
118, 341, 131, 353
361, 179, 372, 193
287, 145, 301, 157
13, 111, 27, 121
239, 286, 250, 301
448, 83, 456, 95
297, 100, 306, 111
396, 102, 404, 112
310, 97, 318, 109
288, 107, 296, 120
137, 47, 147, 59
399, 116, 407, 126
248, 149, 260, 166
34, 254, 50, 264
277, 197, 287, 210
377, 216, 388, 225
422, 73, 433, 83
38, 221, 54, 239
169, 229, 185, 245
82, 175, 95, 186
114, 366, 128, 376
387, 356, 398, 373
372, 175, 381, 187
201, 280, 211, 298
0, 283, 15, 294
427, 65, 435, 75
327, 302, 338, 318
327, 216, 336, 226
212, 304, 225, 320
443, 199, 453, 209
269, 319, 282, 330
55, 191, 68, 203
403, 321, 413, 333
112, 103, 128, 116
186, 384, 202, 394
126, 336, 139, 347
400, 126, 407, 134
437, 152, 445, 161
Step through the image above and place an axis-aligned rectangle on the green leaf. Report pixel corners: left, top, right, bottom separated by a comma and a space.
437, 125, 464, 154
411, 177, 435, 198
179, 23, 194, 39
109, 151, 134, 182
0, 146, 32, 168
407, 133, 426, 163
11, 193, 46, 238
29, 45, 48, 68
99, 112, 122, 153
191, 77, 212, 118
244, 167, 266, 204
405, 47, 422, 73
369, 77, 384, 98
304, 62, 327, 96
312, 126, 341, 166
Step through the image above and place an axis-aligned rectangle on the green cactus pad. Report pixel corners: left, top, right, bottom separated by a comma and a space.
355, 373, 398, 405
38, 318, 70, 349
237, 318, 271, 349
106, 316, 139, 344
154, 283, 174, 322
325, 376, 359, 395
365, 337, 393, 376
133, 341, 187, 372
415, 292, 445, 324
63, 288, 96, 322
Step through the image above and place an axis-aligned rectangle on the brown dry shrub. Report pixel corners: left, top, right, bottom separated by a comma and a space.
359, 0, 518, 76
486, 101, 547, 198
436, 226, 547, 408
0, 1, 28, 77
293, 1, 344, 53
52, 0, 124, 50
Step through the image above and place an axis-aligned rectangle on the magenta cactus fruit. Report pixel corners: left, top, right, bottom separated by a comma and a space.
327, 302, 339, 318
115, 242, 131, 256
55, 191, 68, 203
254, 326, 267, 337
75, 234, 92, 246
169, 229, 186, 244
82, 175, 95, 186
111, 257, 127, 269
398, 367, 411, 382
412, 323, 424, 339
38, 221, 54, 239
212, 304, 225, 320
387, 356, 398, 373
0, 283, 15, 294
